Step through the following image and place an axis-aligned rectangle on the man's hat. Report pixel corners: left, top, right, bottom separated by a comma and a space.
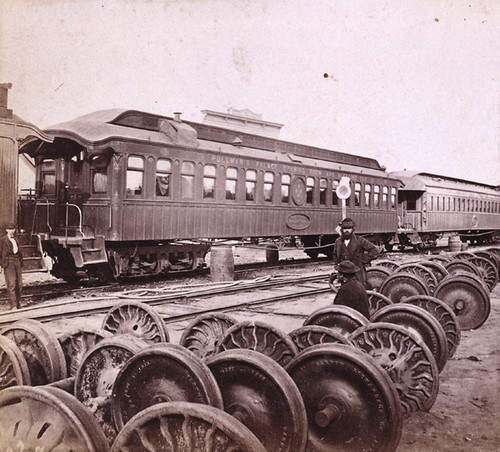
339, 217, 355, 228
338, 260, 360, 274
2, 222, 16, 229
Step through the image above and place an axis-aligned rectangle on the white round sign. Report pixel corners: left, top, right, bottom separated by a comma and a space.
336, 183, 351, 199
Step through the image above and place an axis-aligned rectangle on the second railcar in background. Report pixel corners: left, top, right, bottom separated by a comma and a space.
391, 171, 500, 249
19, 109, 400, 281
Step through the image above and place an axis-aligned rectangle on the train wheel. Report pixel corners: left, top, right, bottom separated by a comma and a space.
486, 247, 500, 272
0, 335, 31, 389
216, 320, 298, 367
371, 304, 449, 373
179, 312, 237, 359
375, 259, 400, 272
419, 260, 449, 284
207, 349, 307, 452
303, 305, 369, 336
395, 263, 439, 294
286, 343, 403, 452
365, 266, 392, 290
0, 386, 109, 452
379, 272, 430, 303
402, 295, 461, 358
102, 300, 169, 343
111, 343, 223, 431
434, 275, 491, 330
74, 335, 149, 444
463, 256, 498, 291
1, 319, 67, 385
59, 327, 112, 377
445, 259, 482, 279
366, 290, 393, 317
111, 401, 266, 452
349, 322, 439, 415
289, 325, 352, 351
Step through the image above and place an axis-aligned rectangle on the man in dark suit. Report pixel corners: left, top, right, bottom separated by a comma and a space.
334, 260, 370, 319
333, 217, 380, 287
0, 222, 23, 309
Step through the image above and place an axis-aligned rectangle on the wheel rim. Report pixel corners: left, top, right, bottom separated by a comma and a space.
303, 305, 369, 337
0, 335, 31, 388
419, 260, 449, 283
289, 325, 352, 351
380, 272, 430, 303
395, 264, 438, 294
365, 266, 392, 290
366, 290, 393, 317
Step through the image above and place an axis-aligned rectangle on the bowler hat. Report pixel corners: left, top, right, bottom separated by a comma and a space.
3, 222, 16, 229
339, 217, 355, 228
338, 260, 360, 274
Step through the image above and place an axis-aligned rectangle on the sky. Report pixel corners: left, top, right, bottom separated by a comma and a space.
1, 0, 499, 185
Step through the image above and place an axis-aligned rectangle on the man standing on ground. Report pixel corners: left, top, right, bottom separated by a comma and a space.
333, 217, 380, 287
0, 222, 23, 309
334, 260, 370, 318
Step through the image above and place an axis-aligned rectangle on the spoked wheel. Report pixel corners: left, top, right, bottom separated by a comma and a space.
419, 260, 449, 284
59, 327, 112, 377
365, 266, 392, 291
303, 305, 369, 336
0, 386, 109, 452
402, 295, 461, 358
434, 275, 491, 330
286, 344, 403, 452
474, 250, 500, 274
395, 264, 438, 294
444, 259, 481, 278
179, 312, 237, 359
216, 320, 298, 367
111, 401, 266, 452
349, 322, 439, 415
371, 304, 449, 372
102, 301, 169, 343
207, 349, 307, 452
366, 290, 393, 318
0, 335, 31, 389
380, 272, 430, 303
112, 343, 223, 431
374, 259, 400, 273
74, 335, 149, 444
289, 325, 352, 352
462, 256, 498, 291
1, 319, 67, 385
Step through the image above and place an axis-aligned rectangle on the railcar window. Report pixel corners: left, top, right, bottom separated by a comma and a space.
390, 187, 396, 209
203, 164, 216, 199
181, 161, 195, 199
41, 172, 56, 195
246, 169, 257, 201
264, 172, 274, 202
374, 185, 380, 208
382, 186, 388, 209
462, 199, 465, 211
319, 178, 327, 205
441, 197, 445, 211
92, 170, 107, 194
281, 174, 291, 203
354, 183, 361, 207
226, 167, 237, 200
156, 159, 172, 197
364, 184, 371, 207
332, 180, 339, 206
306, 177, 315, 204
446, 197, 450, 211
126, 156, 144, 196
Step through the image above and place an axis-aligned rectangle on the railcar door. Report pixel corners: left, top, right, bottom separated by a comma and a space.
398, 190, 422, 230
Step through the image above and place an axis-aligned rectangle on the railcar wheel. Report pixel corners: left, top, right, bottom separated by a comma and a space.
427, 255, 450, 263
289, 325, 352, 351
366, 290, 393, 317
375, 259, 400, 272
0, 335, 31, 389
303, 305, 369, 336
179, 312, 236, 359
379, 272, 430, 303
349, 322, 439, 415
462, 256, 498, 291
444, 259, 481, 278
403, 295, 461, 358
371, 304, 448, 372
59, 327, 112, 377
102, 300, 169, 343
112, 343, 223, 431
419, 260, 449, 284
1, 319, 67, 385
207, 349, 307, 452
474, 250, 500, 273
286, 344, 403, 452
366, 266, 392, 290
74, 335, 149, 444
434, 275, 491, 330
486, 247, 500, 271
395, 263, 438, 294
111, 401, 266, 452
0, 386, 109, 452
216, 320, 298, 367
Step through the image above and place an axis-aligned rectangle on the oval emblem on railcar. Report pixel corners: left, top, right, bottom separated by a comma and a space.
286, 213, 311, 230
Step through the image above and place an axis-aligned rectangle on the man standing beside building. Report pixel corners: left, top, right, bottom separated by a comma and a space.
0, 222, 23, 309
333, 218, 380, 287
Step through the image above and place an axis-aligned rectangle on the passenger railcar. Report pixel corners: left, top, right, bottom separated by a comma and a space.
391, 171, 500, 249
19, 109, 400, 281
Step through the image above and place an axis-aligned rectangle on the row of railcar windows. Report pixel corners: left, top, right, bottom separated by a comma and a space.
429, 195, 500, 213
124, 156, 397, 209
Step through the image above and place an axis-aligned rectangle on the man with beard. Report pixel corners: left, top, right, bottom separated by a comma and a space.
332, 217, 380, 288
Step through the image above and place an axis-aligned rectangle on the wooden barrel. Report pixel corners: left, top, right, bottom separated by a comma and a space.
448, 236, 462, 252
210, 247, 234, 282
